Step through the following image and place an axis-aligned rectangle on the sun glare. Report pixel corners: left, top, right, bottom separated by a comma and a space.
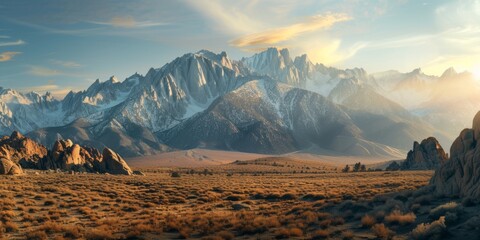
473, 67, 480, 80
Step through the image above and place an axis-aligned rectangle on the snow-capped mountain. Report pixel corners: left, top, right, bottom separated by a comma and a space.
160, 80, 404, 158
0, 88, 62, 134
0, 47, 475, 157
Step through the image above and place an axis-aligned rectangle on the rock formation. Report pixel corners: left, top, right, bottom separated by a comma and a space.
401, 137, 448, 170
0, 156, 23, 175
39, 140, 101, 173
0, 131, 133, 175
38, 140, 132, 175
0, 131, 48, 168
431, 111, 480, 198
101, 148, 133, 175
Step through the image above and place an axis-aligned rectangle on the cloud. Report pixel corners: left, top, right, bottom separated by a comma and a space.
0, 36, 9, 39
299, 39, 367, 65
90, 16, 167, 28
231, 13, 351, 49
29, 66, 62, 76
21, 84, 60, 92
19, 84, 73, 99
51, 60, 82, 68
0, 51, 21, 62
0, 39, 26, 47
185, 0, 262, 34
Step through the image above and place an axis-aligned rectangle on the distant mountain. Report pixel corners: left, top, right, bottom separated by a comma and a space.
160, 80, 404, 158
0, 47, 475, 158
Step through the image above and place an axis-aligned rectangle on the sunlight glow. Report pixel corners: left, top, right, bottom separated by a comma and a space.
473, 66, 480, 80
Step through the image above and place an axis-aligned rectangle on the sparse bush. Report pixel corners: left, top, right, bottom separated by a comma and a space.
361, 214, 376, 227
385, 210, 416, 225
4, 221, 18, 232
171, 172, 181, 178
312, 229, 330, 239
429, 202, 462, 219
85, 226, 115, 240
371, 224, 393, 239
217, 231, 235, 240
411, 216, 446, 239
341, 230, 354, 239
26, 230, 48, 240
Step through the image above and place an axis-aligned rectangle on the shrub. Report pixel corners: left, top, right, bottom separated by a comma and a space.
385, 210, 416, 225
371, 224, 393, 239
26, 230, 48, 240
429, 202, 461, 219
4, 221, 18, 232
341, 230, 354, 239
361, 214, 376, 227
312, 229, 330, 239
171, 172, 181, 178
411, 216, 446, 239
217, 231, 235, 240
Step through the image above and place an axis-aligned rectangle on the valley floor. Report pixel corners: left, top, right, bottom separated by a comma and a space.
0, 169, 434, 239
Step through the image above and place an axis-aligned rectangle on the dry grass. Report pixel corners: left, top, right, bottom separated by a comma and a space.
0, 169, 432, 239
361, 214, 376, 227
385, 210, 416, 225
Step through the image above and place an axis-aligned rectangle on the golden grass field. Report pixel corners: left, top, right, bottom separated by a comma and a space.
0, 164, 433, 240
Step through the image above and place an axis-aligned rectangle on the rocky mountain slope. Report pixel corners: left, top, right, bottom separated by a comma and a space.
160, 80, 404, 157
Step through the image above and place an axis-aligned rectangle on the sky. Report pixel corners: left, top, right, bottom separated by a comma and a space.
0, 0, 479, 98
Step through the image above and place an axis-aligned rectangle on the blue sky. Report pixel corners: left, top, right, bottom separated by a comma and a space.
0, 0, 479, 98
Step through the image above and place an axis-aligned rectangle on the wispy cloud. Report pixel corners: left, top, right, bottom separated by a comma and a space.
0, 36, 9, 39
185, 0, 262, 34
0, 51, 21, 62
29, 66, 62, 76
89, 16, 167, 28
50, 60, 82, 68
19, 84, 73, 99
231, 13, 351, 49
0, 39, 26, 47
21, 84, 59, 92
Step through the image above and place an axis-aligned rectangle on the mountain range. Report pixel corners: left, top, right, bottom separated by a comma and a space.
1, 47, 478, 158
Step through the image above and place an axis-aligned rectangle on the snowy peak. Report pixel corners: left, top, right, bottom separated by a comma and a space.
242, 47, 304, 86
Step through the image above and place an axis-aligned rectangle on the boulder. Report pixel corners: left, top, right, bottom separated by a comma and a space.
0, 131, 48, 168
401, 137, 448, 170
0, 156, 23, 175
101, 148, 133, 175
431, 111, 480, 199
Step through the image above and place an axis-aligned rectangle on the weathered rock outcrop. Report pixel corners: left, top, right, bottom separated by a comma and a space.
38, 140, 132, 175
0, 131, 48, 168
100, 148, 133, 175
431, 111, 480, 198
401, 137, 448, 170
0, 156, 23, 175
39, 140, 100, 172
0, 131, 133, 175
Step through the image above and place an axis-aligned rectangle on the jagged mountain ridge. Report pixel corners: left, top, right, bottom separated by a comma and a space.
160, 80, 404, 158
0, 47, 474, 157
